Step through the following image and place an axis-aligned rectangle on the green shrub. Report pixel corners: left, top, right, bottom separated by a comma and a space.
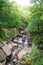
7, 29, 15, 38
23, 44, 43, 65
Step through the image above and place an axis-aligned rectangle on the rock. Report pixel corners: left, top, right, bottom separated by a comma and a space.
11, 42, 18, 47
0, 43, 4, 48
2, 41, 7, 46
2, 43, 18, 56
20, 30, 24, 34
17, 34, 23, 37
13, 59, 17, 63
2, 44, 12, 56
39, 44, 43, 49
12, 50, 17, 59
17, 48, 31, 60
16, 47, 22, 55
12, 47, 22, 59
2, 60, 6, 65
6, 62, 12, 65
0, 49, 6, 62
0, 63, 3, 65
18, 44, 23, 49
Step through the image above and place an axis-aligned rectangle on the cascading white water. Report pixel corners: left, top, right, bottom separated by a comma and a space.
6, 34, 29, 65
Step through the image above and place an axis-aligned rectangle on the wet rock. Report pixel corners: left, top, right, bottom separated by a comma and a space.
2, 43, 18, 56
6, 62, 12, 65
0, 63, 3, 65
13, 58, 17, 63
16, 47, 22, 55
0, 43, 4, 48
17, 48, 31, 60
15, 61, 21, 65
2, 44, 12, 56
2, 41, 7, 46
0, 49, 6, 62
18, 44, 23, 49
2, 60, 6, 65
11, 47, 22, 62
39, 44, 43, 49
12, 47, 22, 59
12, 50, 17, 59
11, 42, 18, 47
20, 30, 24, 34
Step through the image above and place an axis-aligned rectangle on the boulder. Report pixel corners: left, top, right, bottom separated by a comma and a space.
0, 43, 4, 48
17, 48, 31, 60
2, 41, 7, 46
2, 44, 12, 56
2, 59, 6, 65
13, 59, 17, 63
0, 49, 6, 62
2, 43, 18, 56
11, 42, 18, 47
0, 63, 3, 65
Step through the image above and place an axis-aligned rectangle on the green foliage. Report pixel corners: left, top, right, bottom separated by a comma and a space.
0, 0, 28, 41
23, 44, 43, 65
28, 22, 38, 32
0, 28, 5, 42
28, 0, 43, 44
7, 29, 15, 38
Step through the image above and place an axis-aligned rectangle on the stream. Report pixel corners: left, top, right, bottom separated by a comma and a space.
6, 30, 31, 65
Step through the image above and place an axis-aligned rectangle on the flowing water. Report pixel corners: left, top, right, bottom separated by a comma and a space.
6, 33, 31, 65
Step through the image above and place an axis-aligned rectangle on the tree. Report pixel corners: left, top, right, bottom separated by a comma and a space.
0, 0, 28, 41
28, 0, 43, 44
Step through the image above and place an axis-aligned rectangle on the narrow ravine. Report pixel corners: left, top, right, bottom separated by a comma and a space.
5, 29, 32, 65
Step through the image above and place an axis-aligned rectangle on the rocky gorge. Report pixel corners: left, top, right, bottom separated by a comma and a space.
0, 29, 32, 65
